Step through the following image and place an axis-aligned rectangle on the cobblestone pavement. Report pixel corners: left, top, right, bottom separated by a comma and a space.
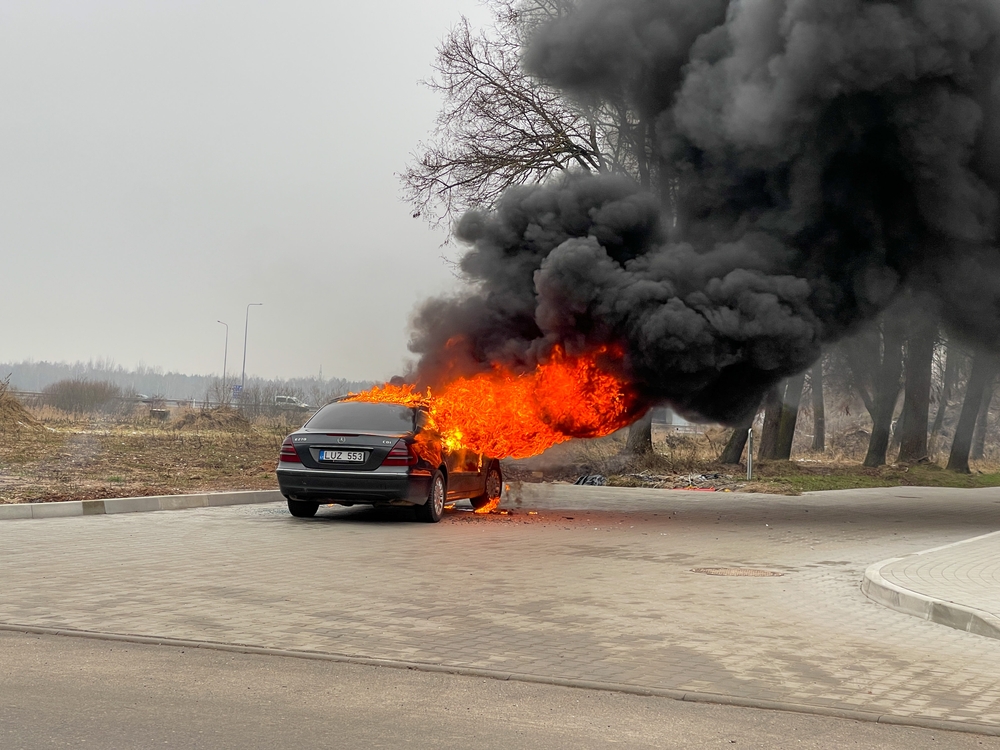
879, 529, 1000, 623
2, 484, 1000, 730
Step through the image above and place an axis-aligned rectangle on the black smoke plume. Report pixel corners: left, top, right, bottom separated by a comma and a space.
410, 0, 1000, 425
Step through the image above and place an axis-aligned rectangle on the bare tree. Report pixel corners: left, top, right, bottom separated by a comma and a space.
841, 316, 906, 467
206, 377, 234, 408
719, 408, 756, 464
896, 317, 937, 463
809, 360, 826, 452
774, 372, 806, 460
754, 373, 805, 462
401, 1, 644, 227
929, 337, 961, 456
624, 409, 653, 454
757, 384, 784, 461
947, 351, 999, 473
971, 373, 997, 461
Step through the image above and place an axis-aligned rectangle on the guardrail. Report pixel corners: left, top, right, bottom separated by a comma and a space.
10, 391, 223, 409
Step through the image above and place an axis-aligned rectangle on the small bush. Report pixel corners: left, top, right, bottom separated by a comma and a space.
43, 378, 123, 415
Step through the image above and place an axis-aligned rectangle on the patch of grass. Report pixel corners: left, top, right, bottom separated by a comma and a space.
751, 461, 1000, 493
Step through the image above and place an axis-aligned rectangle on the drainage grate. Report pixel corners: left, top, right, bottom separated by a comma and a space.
692, 567, 784, 577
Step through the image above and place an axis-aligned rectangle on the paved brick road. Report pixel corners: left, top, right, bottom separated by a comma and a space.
2, 484, 1000, 729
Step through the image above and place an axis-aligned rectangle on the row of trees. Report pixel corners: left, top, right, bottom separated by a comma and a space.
717, 312, 999, 473
4, 360, 371, 404
20, 376, 370, 420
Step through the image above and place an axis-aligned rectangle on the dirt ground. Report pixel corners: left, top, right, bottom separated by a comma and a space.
0, 403, 291, 504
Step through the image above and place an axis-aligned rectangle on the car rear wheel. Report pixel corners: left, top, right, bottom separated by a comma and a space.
417, 471, 446, 523
470, 462, 502, 511
287, 499, 319, 518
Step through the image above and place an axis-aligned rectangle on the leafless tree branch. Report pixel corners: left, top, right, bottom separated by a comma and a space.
400, 0, 645, 230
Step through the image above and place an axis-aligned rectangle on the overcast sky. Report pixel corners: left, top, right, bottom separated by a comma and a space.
0, 0, 491, 382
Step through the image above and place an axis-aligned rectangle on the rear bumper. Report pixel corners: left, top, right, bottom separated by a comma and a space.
277, 468, 430, 505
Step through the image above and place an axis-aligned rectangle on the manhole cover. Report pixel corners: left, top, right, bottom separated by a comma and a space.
692, 568, 784, 577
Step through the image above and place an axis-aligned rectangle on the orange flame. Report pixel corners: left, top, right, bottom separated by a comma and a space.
345, 346, 637, 460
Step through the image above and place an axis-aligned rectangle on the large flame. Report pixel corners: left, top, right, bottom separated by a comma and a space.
346, 346, 637, 460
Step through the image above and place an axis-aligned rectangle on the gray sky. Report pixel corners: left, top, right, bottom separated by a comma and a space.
0, 0, 490, 382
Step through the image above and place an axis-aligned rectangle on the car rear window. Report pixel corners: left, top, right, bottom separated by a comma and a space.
305, 401, 415, 433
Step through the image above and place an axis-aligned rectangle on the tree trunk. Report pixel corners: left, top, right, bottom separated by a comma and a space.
625, 409, 653, 454
929, 339, 958, 454
719, 409, 756, 464
757, 384, 785, 461
888, 408, 906, 457
811, 361, 825, 452
896, 322, 936, 463
947, 352, 998, 473
775, 372, 806, 460
863, 323, 905, 468
971, 376, 996, 461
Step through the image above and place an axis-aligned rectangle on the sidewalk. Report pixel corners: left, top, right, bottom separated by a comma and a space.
0, 490, 282, 519
2, 484, 1000, 734
863, 530, 1000, 639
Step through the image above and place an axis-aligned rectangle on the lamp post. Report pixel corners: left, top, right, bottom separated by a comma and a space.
240, 303, 262, 394
217, 320, 229, 401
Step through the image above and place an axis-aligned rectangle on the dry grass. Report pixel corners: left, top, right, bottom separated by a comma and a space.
171, 407, 252, 432
0, 402, 288, 504
0, 380, 43, 434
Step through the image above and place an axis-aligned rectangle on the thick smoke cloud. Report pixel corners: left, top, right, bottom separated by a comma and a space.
410, 0, 1000, 424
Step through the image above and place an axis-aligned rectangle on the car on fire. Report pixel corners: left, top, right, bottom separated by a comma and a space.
276, 399, 503, 522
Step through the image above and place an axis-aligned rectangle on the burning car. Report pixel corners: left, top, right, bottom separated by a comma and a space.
276, 399, 502, 522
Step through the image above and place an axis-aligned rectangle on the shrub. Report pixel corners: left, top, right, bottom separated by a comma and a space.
43, 378, 123, 415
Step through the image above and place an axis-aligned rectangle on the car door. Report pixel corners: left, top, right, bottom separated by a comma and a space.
444, 446, 481, 498
464, 450, 487, 498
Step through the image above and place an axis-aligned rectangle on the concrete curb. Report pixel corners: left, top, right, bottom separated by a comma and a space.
1, 623, 997, 738
0, 490, 283, 521
861, 530, 1000, 640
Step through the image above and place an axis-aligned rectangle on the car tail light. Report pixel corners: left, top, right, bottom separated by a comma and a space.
381, 439, 416, 467
279, 437, 301, 463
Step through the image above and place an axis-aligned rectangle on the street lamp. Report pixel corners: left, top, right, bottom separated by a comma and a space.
240, 303, 263, 393
217, 320, 229, 391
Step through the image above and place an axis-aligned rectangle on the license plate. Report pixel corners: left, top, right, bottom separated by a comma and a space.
318, 450, 366, 463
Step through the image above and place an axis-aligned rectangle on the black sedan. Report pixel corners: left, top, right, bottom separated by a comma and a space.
276, 400, 502, 522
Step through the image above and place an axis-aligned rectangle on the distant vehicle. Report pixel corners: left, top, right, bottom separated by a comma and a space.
276, 400, 502, 523
275, 395, 310, 411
